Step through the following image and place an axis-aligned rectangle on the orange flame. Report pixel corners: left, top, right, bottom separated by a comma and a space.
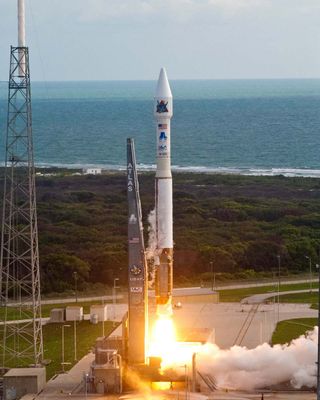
148, 307, 203, 371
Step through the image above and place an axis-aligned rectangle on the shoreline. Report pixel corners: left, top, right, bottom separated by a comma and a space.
26, 163, 320, 179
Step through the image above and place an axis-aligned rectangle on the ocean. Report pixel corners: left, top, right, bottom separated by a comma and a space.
0, 79, 320, 177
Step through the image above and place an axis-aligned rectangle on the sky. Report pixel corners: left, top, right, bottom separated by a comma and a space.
0, 0, 320, 81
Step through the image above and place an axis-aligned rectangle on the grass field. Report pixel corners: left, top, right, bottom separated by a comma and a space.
43, 320, 115, 379
2, 320, 115, 380
277, 291, 318, 308
219, 282, 319, 302
1, 300, 113, 321
271, 318, 317, 345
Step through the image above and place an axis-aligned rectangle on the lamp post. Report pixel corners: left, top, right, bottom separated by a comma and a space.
85, 373, 89, 399
74, 319, 77, 361
73, 271, 78, 303
305, 255, 312, 292
210, 261, 215, 291
61, 324, 70, 372
191, 353, 197, 392
113, 278, 120, 324
276, 255, 281, 322
102, 297, 105, 337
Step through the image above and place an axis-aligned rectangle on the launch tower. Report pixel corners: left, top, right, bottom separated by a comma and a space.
0, 0, 43, 367
127, 138, 148, 365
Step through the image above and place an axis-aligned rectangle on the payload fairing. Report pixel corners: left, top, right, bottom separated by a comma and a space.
154, 68, 173, 312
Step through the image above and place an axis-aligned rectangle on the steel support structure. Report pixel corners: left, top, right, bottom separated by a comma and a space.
0, 46, 43, 367
127, 138, 148, 365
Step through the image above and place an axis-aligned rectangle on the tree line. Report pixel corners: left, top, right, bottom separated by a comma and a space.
3, 171, 319, 293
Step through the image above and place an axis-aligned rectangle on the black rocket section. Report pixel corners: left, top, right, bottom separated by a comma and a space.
127, 138, 148, 365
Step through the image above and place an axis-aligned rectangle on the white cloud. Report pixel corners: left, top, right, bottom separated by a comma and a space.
2, 0, 320, 80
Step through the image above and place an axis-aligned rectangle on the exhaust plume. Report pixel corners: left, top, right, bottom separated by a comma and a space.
197, 327, 318, 390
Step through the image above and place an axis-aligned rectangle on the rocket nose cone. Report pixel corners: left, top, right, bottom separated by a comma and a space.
155, 67, 172, 99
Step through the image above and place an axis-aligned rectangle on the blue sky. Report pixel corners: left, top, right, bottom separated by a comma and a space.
0, 0, 320, 81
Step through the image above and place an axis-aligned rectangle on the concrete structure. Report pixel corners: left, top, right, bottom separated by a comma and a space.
3, 368, 46, 400
65, 306, 83, 321
91, 333, 124, 394
154, 68, 174, 311
90, 305, 108, 322
49, 308, 65, 323
91, 350, 122, 394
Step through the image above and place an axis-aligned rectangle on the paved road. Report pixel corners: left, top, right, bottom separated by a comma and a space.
37, 277, 318, 306
214, 278, 318, 291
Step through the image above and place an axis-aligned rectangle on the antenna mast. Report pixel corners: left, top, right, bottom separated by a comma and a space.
0, 0, 43, 367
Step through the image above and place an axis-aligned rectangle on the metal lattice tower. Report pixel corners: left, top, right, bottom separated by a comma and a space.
0, 46, 43, 367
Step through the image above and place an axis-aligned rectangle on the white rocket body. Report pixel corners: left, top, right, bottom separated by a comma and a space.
154, 68, 173, 312
18, 0, 26, 76
18, 0, 26, 47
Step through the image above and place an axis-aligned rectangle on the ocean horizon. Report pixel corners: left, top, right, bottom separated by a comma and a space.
0, 78, 320, 178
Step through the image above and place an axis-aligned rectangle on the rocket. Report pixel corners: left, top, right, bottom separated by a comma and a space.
154, 68, 173, 313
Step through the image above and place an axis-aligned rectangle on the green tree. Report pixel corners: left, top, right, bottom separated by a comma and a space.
41, 253, 90, 293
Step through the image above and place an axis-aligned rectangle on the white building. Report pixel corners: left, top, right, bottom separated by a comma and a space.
83, 168, 102, 175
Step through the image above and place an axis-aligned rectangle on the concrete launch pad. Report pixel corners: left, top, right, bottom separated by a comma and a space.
149, 301, 317, 349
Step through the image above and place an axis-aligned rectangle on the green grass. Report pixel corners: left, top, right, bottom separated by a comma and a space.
219, 282, 319, 302
0, 300, 113, 321
41, 300, 111, 318
2, 320, 115, 380
43, 320, 115, 379
272, 318, 317, 345
278, 291, 318, 306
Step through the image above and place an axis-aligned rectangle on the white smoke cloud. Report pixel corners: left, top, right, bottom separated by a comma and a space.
146, 208, 156, 259
196, 327, 318, 390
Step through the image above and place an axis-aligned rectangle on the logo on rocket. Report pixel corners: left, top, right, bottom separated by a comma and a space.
159, 132, 167, 141
156, 100, 169, 113
130, 265, 142, 276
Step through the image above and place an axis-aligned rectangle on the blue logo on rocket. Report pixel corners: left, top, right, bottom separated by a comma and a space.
156, 100, 169, 113
159, 132, 167, 141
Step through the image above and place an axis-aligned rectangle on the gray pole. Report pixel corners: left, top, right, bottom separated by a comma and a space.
210, 262, 213, 291
192, 353, 197, 392
310, 257, 313, 292
113, 278, 119, 326
277, 255, 281, 322
74, 320, 77, 361
305, 256, 312, 292
62, 325, 65, 372
85, 373, 88, 399
61, 324, 70, 372
73, 271, 78, 303
102, 297, 105, 337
